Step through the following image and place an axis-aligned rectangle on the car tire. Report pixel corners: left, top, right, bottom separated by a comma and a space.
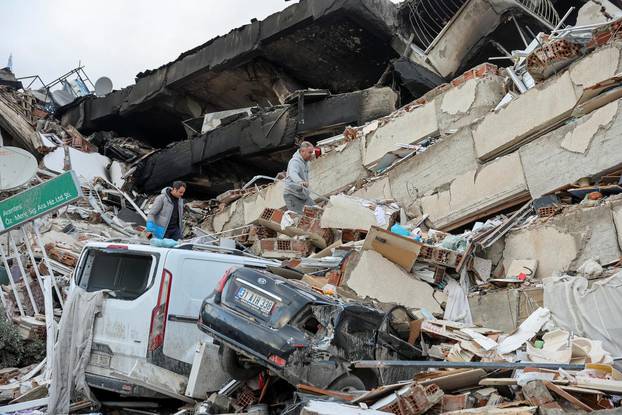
219, 346, 260, 381
328, 374, 366, 392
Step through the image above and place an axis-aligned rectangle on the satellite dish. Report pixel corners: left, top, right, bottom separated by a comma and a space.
94, 77, 113, 97
0, 147, 37, 190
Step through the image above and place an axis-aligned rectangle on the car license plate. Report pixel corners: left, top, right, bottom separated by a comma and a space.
235, 286, 274, 315
89, 351, 111, 368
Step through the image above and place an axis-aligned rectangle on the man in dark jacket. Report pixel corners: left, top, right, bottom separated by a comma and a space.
146, 181, 186, 240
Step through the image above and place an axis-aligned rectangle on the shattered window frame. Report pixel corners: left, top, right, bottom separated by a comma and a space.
74, 248, 159, 300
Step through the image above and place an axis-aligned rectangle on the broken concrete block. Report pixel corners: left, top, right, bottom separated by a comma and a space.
521, 101, 622, 198
560, 100, 618, 153
388, 128, 479, 213
577, 2, 622, 28
468, 288, 543, 333
210, 182, 286, 233
503, 204, 622, 279
309, 139, 367, 197
473, 72, 582, 161
420, 152, 529, 231
320, 195, 397, 231
351, 176, 393, 200
417, 0, 505, 79
506, 259, 538, 279
254, 207, 332, 249
343, 250, 442, 314
569, 45, 622, 88
242, 180, 286, 225
362, 102, 438, 168
437, 76, 505, 132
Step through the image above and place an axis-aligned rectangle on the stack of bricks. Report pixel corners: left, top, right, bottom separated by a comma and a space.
417, 244, 463, 270
251, 238, 312, 259
377, 383, 444, 415
527, 38, 584, 81
254, 207, 333, 248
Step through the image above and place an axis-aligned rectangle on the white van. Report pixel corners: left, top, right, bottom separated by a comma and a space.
71, 241, 275, 398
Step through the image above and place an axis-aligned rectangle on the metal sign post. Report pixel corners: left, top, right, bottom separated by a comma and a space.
0, 171, 81, 318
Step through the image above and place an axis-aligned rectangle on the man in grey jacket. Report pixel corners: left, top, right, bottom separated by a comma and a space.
146, 181, 186, 240
283, 141, 316, 214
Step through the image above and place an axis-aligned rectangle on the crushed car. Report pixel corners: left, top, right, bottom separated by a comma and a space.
198, 267, 424, 391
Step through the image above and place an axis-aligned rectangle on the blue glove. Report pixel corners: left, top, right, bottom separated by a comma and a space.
146, 220, 165, 239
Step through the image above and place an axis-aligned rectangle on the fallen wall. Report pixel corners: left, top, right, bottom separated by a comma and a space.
473, 44, 622, 162
520, 100, 622, 198
387, 128, 479, 214
419, 152, 530, 230
503, 203, 622, 279
343, 250, 443, 313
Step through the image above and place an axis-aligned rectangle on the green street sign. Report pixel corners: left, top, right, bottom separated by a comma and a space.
0, 171, 82, 233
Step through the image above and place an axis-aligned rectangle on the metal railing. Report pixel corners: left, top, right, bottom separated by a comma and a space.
403, 0, 560, 53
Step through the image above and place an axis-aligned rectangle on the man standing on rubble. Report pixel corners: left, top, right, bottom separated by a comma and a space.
283, 141, 316, 214
146, 181, 186, 240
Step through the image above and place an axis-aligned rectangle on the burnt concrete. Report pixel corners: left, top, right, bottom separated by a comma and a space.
58, 0, 405, 143
134, 87, 397, 194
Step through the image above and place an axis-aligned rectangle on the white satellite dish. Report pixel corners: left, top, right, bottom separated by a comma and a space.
0, 147, 37, 190
94, 77, 113, 97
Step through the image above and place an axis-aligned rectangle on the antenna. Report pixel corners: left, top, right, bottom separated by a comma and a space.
94, 77, 113, 97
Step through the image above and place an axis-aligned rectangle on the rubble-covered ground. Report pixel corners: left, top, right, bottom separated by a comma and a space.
4, 0, 622, 414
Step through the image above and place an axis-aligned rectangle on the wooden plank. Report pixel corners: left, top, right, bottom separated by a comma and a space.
419, 369, 487, 391
0, 397, 48, 412
362, 226, 421, 270
544, 381, 593, 412
576, 377, 622, 393
296, 384, 355, 401
480, 378, 569, 386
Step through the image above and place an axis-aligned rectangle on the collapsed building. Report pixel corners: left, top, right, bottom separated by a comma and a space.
4, 0, 622, 413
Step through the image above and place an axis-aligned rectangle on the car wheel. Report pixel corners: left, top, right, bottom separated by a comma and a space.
328, 374, 365, 392
219, 346, 260, 381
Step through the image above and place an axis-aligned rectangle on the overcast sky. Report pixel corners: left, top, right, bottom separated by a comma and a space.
0, 0, 308, 90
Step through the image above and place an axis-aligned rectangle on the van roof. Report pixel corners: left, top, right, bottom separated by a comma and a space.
83, 241, 279, 266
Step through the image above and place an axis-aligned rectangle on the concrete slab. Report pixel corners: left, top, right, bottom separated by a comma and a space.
320, 195, 395, 231
344, 250, 443, 314
473, 72, 582, 161
468, 288, 544, 333
437, 77, 505, 132
520, 101, 622, 198
420, 152, 529, 230
503, 204, 621, 279
210, 181, 286, 233
351, 176, 393, 200
388, 128, 479, 213
569, 45, 621, 88
362, 103, 438, 167
309, 139, 367, 197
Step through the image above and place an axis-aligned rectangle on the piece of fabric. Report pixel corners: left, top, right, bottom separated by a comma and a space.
544, 271, 622, 357
48, 287, 107, 414
283, 150, 310, 200
146, 187, 184, 237
284, 193, 314, 214
443, 271, 473, 325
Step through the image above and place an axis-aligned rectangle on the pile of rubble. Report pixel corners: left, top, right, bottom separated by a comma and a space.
2, 0, 622, 414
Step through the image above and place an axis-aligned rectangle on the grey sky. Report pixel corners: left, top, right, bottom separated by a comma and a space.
1, 0, 306, 89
